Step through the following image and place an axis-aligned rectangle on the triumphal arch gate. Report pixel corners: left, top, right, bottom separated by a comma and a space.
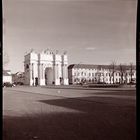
24, 49, 69, 86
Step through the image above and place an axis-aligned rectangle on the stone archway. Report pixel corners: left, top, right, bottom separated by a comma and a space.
45, 67, 53, 85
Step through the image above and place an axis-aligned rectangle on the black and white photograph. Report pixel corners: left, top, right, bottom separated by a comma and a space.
3, 0, 137, 140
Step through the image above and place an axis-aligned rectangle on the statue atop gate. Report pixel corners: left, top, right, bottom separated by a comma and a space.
24, 49, 69, 86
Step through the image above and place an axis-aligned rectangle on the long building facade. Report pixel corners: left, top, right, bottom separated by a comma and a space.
68, 64, 136, 85
24, 49, 69, 86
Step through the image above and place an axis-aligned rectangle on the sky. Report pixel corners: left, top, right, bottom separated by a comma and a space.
3, 0, 137, 73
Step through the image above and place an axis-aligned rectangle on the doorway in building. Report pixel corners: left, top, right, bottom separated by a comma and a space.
45, 67, 53, 85
35, 77, 38, 86
60, 77, 63, 85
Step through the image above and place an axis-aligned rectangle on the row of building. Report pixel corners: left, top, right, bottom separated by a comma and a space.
68, 64, 136, 84
3, 64, 136, 85
3, 71, 25, 85
3, 50, 136, 85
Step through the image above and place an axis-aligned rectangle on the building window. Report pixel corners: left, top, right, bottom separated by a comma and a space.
26, 64, 29, 69
128, 79, 129, 83
119, 78, 121, 82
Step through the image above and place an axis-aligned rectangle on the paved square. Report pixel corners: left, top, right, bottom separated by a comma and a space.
3, 86, 136, 140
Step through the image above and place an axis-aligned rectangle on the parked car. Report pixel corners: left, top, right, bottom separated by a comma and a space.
3, 82, 16, 87
17, 82, 24, 85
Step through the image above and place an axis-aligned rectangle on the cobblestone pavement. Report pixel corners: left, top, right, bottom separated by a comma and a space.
3, 86, 136, 140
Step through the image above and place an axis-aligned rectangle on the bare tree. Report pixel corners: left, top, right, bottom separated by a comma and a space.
96, 65, 102, 83
109, 61, 116, 84
119, 64, 127, 84
129, 62, 133, 84
119, 64, 123, 84
63, 50, 67, 55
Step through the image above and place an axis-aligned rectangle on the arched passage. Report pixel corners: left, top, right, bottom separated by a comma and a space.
45, 67, 53, 85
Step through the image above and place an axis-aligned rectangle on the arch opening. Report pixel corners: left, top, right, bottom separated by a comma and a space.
45, 67, 54, 85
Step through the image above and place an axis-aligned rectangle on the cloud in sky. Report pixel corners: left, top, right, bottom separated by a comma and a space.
85, 47, 96, 51
3, 0, 137, 72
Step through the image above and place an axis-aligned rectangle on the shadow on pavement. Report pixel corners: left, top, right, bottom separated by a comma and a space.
3, 96, 136, 140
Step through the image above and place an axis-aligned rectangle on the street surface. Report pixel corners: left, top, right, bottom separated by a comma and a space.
3, 86, 136, 140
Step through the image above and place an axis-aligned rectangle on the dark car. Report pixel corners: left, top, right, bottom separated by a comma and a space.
17, 82, 24, 85
3, 82, 15, 87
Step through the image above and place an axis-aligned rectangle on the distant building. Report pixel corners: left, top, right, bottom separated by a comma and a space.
12, 71, 25, 84
24, 49, 69, 86
3, 70, 12, 83
68, 64, 136, 85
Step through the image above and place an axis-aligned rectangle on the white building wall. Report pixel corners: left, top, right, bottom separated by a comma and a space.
3, 76, 12, 83
62, 54, 69, 85
69, 66, 136, 85
24, 50, 69, 86
54, 54, 62, 85
30, 52, 38, 86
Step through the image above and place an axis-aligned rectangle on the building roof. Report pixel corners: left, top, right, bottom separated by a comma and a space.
15, 71, 25, 75
68, 64, 101, 69
3, 70, 11, 76
68, 64, 136, 70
